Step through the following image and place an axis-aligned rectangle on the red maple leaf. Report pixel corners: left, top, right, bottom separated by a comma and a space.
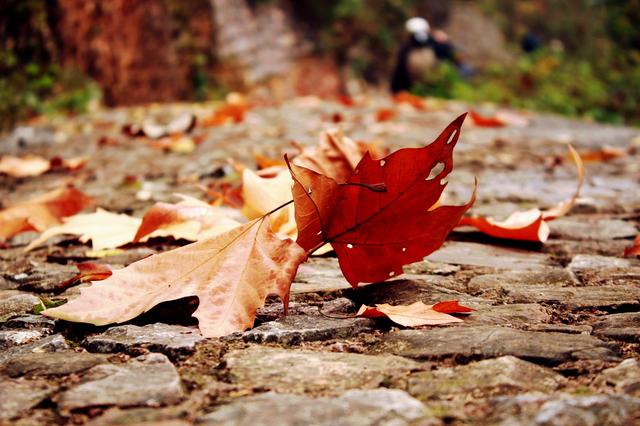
288, 113, 475, 286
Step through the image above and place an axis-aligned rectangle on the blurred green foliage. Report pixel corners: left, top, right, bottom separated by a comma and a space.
0, 0, 101, 130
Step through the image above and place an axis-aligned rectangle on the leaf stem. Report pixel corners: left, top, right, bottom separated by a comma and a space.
262, 198, 295, 217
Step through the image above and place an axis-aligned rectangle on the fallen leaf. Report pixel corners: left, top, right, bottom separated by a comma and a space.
458, 145, 584, 242
432, 300, 475, 314
59, 262, 114, 289
0, 155, 50, 177
288, 113, 475, 286
575, 146, 627, 163
25, 208, 142, 251
292, 129, 373, 182
202, 94, 249, 127
356, 300, 473, 327
376, 108, 396, 122
624, 235, 640, 258
49, 156, 89, 171
242, 168, 297, 238
255, 153, 286, 170
469, 110, 504, 127
469, 110, 529, 128
43, 217, 307, 337
124, 112, 196, 139
134, 194, 242, 242
0, 186, 94, 241
393, 92, 426, 110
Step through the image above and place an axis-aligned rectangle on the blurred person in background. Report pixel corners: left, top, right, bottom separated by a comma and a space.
390, 17, 471, 94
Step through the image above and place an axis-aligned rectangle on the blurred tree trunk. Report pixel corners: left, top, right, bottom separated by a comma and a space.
49, 0, 192, 105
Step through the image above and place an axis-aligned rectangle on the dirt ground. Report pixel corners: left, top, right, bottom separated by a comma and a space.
1, 95, 639, 425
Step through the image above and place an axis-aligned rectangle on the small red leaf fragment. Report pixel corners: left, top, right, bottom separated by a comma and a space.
432, 300, 474, 314
624, 235, 640, 258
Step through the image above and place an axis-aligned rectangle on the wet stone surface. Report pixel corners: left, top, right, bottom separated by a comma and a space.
1, 98, 639, 424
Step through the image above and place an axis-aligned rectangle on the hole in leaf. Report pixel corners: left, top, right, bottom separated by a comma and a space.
402, 247, 407, 252
379, 160, 386, 167
440, 177, 449, 186
307, 188, 312, 194
347, 243, 354, 249
389, 271, 395, 277
446, 129, 457, 144
426, 162, 445, 180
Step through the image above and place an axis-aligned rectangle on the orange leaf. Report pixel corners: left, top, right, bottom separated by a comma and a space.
357, 301, 464, 327
59, 262, 114, 289
292, 129, 376, 183
43, 217, 307, 337
575, 146, 627, 163
624, 235, 640, 258
0, 186, 93, 241
255, 153, 286, 170
469, 110, 504, 127
393, 92, 426, 110
134, 195, 242, 243
289, 113, 475, 286
376, 108, 396, 122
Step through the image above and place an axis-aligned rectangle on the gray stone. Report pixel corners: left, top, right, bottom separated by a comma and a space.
426, 242, 557, 270
350, 275, 486, 307
255, 297, 356, 323
468, 269, 577, 292
3, 314, 56, 331
403, 259, 460, 275
549, 217, 637, 241
597, 359, 640, 395
292, 257, 351, 294
527, 324, 593, 334
592, 313, 640, 342
568, 254, 638, 271
244, 314, 374, 345
58, 353, 184, 411
409, 356, 564, 400
1, 351, 109, 377
0, 378, 55, 420
223, 346, 421, 394
88, 406, 192, 426
488, 393, 640, 426
198, 389, 428, 426
0, 329, 47, 350
0, 290, 40, 320
84, 323, 205, 359
373, 326, 618, 365
468, 270, 640, 309
465, 303, 551, 326
0, 334, 70, 364
4, 263, 78, 293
